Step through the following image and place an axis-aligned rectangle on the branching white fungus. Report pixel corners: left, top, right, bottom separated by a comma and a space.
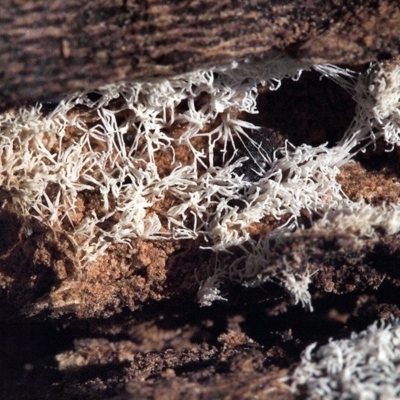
1, 56, 399, 308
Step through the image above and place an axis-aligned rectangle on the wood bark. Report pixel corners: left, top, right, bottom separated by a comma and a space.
0, 0, 399, 108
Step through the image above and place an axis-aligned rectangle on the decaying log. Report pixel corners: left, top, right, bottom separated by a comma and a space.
0, 0, 399, 108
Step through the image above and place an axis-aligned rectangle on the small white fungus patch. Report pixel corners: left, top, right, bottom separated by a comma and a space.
290, 319, 400, 400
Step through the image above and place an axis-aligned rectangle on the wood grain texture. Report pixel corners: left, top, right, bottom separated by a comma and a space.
0, 0, 399, 107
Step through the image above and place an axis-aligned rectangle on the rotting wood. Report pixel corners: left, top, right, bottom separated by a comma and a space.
0, 0, 399, 108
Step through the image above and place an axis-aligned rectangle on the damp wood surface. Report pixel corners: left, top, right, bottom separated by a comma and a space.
1, 0, 400, 108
